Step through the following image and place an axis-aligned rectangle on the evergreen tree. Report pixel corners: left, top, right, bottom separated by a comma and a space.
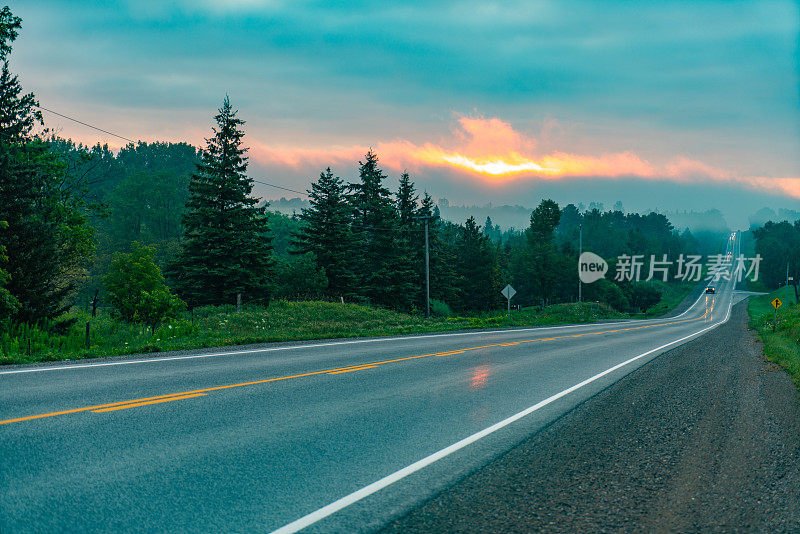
393, 172, 422, 310
397, 172, 419, 228
483, 216, 501, 242
292, 167, 356, 297
0, 220, 18, 321
518, 199, 564, 305
348, 151, 409, 307
169, 96, 274, 307
0, 7, 94, 324
455, 216, 499, 311
417, 192, 460, 308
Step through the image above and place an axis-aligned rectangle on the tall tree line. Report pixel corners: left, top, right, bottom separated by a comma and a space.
752, 219, 800, 300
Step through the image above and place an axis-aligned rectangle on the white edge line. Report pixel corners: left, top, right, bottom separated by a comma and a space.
0, 309, 697, 376
269, 289, 734, 534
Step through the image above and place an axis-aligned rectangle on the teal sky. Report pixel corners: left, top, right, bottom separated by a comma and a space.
9, 1, 800, 225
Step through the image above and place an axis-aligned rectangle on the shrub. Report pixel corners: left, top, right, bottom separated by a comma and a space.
104, 242, 185, 331
630, 284, 662, 312
430, 299, 453, 317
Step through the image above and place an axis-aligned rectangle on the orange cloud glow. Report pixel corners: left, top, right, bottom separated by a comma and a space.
250, 116, 800, 198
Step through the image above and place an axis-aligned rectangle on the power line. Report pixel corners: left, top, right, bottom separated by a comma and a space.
36, 106, 137, 144
36, 105, 310, 197
251, 179, 307, 196
34, 105, 437, 209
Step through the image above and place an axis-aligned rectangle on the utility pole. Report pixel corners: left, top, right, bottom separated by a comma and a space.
424, 217, 430, 318
578, 223, 583, 303
787, 260, 791, 305
414, 215, 432, 318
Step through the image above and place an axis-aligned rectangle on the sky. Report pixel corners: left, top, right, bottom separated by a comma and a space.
9, 0, 800, 228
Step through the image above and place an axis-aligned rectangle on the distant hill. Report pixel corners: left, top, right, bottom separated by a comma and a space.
748, 207, 800, 229
662, 209, 730, 234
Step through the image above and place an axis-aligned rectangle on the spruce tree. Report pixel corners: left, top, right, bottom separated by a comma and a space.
418, 193, 460, 307
348, 151, 408, 307
455, 216, 500, 311
0, 7, 93, 324
170, 97, 274, 307
292, 167, 356, 298
0, 220, 18, 321
393, 172, 422, 310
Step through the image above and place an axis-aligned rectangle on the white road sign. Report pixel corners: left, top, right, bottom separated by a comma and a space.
501, 284, 516, 299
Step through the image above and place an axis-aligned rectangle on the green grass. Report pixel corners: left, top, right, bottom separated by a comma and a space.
641, 279, 699, 318
2, 276, 701, 366
0, 300, 626, 365
748, 287, 800, 387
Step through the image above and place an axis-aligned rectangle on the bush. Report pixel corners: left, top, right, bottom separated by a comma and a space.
104, 242, 185, 331
429, 299, 453, 317
584, 278, 629, 312
629, 284, 662, 312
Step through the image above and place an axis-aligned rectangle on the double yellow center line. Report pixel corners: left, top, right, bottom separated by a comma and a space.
0, 308, 709, 426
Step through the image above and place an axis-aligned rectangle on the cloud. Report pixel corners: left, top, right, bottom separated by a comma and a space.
249, 115, 800, 198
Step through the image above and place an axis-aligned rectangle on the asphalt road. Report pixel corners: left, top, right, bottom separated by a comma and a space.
383, 300, 800, 532
1, 237, 746, 532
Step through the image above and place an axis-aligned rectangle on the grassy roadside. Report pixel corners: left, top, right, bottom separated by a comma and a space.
641, 279, 698, 318
1, 300, 626, 365
1, 277, 699, 366
748, 287, 800, 386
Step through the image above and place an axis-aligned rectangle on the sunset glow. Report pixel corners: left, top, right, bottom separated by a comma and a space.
250, 115, 800, 199
438, 154, 556, 175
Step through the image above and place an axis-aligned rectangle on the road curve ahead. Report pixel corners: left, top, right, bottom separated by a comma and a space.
1, 236, 742, 532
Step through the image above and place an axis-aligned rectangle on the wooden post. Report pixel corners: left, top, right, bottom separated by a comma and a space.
236, 293, 242, 312
91, 289, 99, 318
773, 307, 778, 333
85, 321, 91, 349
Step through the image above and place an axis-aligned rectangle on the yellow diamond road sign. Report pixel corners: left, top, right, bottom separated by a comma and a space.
771, 297, 783, 309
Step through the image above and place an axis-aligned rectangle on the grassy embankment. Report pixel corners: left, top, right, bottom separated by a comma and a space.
748, 286, 800, 386
0, 278, 699, 366
640, 279, 699, 318
1, 300, 626, 365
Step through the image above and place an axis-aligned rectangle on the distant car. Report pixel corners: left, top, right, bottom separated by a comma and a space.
705, 287, 716, 294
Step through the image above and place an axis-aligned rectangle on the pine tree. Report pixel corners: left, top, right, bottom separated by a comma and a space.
170, 96, 274, 307
393, 172, 422, 310
0, 7, 93, 324
418, 193, 460, 307
0, 220, 18, 321
348, 151, 408, 307
292, 167, 356, 298
455, 217, 500, 311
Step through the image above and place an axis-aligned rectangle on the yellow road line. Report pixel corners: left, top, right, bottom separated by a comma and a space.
327, 365, 380, 375
91, 393, 208, 412
0, 310, 708, 426
434, 350, 467, 357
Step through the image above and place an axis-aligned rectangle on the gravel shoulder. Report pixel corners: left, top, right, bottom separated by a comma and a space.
382, 300, 800, 533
